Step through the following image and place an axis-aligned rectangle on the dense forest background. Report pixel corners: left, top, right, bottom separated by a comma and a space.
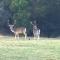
0, 0, 60, 37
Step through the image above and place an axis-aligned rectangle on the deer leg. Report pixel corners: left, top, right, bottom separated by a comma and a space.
24, 33, 27, 39
15, 34, 17, 39
17, 34, 19, 39
37, 32, 40, 40
34, 36, 35, 40
25, 33, 27, 39
15, 34, 19, 39
16, 34, 19, 39
37, 35, 39, 40
33, 34, 36, 40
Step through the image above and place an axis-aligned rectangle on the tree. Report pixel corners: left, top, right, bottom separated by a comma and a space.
9, 0, 30, 26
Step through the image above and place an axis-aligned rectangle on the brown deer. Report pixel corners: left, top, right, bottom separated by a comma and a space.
31, 21, 40, 39
8, 20, 27, 39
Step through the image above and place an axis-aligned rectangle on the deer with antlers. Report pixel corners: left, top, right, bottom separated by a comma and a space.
31, 21, 40, 39
8, 20, 27, 39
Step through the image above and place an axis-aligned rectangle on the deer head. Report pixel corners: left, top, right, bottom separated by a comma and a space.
8, 20, 15, 33
8, 24, 15, 33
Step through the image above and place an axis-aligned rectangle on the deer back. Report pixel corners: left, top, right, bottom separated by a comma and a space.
14, 27, 26, 34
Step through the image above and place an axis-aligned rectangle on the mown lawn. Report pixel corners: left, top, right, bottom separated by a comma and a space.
0, 37, 60, 60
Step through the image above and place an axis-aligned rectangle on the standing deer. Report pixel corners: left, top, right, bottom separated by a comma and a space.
31, 21, 40, 39
8, 20, 27, 39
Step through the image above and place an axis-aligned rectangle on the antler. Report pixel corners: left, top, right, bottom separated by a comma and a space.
30, 21, 37, 25
33, 20, 36, 24
30, 21, 34, 25
7, 19, 10, 25
14, 20, 16, 25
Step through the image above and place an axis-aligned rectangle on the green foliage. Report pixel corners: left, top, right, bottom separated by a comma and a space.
9, 0, 48, 23
10, 0, 30, 19
31, 0, 48, 16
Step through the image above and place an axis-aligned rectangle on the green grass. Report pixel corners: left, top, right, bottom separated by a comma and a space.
0, 37, 60, 60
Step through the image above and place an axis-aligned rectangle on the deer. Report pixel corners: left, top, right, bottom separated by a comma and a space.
8, 20, 27, 39
31, 21, 40, 39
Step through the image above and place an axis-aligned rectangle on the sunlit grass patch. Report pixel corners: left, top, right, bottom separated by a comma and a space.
0, 37, 60, 60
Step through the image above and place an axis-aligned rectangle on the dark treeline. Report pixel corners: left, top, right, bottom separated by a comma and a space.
0, 0, 60, 37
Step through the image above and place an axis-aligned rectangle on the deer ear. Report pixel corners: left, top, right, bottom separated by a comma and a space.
14, 20, 16, 25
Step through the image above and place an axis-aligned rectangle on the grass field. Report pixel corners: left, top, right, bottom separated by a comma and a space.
0, 37, 60, 60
